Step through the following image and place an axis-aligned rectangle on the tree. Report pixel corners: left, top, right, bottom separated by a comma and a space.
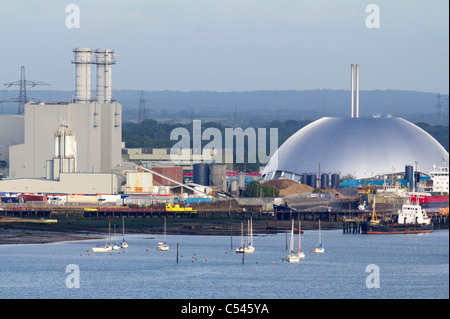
242, 180, 279, 198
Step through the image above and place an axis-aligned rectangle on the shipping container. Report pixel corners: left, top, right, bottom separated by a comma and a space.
1, 197, 23, 203
185, 198, 211, 204
20, 194, 47, 202
67, 194, 99, 204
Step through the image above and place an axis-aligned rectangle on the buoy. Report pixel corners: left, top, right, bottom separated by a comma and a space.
147, 249, 149, 251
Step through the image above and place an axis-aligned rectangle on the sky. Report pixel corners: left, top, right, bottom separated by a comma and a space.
0, 0, 448, 93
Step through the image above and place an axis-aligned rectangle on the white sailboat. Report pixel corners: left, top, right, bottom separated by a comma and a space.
298, 220, 305, 259
287, 219, 304, 262
112, 224, 120, 250
235, 218, 255, 254
314, 219, 325, 253
246, 217, 255, 253
92, 219, 113, 252
121, 216, 128, 248
235, 222, 245, 254
157, 216, 169, 251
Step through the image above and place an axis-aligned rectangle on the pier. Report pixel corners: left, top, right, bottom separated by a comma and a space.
1, 205, 448, 231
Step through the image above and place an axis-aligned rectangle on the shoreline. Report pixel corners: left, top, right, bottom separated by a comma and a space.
0, 218, 342, 245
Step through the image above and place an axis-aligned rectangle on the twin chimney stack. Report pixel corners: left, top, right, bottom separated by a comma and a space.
72, 47, 116, 103
350, 64, 359, 118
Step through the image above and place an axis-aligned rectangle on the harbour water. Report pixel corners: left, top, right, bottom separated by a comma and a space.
0, 229, 448, 299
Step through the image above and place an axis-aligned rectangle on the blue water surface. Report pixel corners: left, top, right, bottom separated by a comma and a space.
0, 229, 448, 299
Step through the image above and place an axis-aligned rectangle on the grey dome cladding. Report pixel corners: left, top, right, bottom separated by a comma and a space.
262, 117, 449, 180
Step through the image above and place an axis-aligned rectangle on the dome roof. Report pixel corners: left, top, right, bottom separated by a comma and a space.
262, 117, 448, 180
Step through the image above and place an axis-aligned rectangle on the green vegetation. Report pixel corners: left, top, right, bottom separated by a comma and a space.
242, 180, 279, 198
122, 119, 449, 170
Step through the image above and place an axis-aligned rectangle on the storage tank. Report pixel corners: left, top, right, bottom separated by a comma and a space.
405, 165, 413, 189
305, 174, 316, 188
310, 174, 317, 189
320, 173, 329, 189
331, 173, 340, 188
238, 173, 245, 190
193, 163, 209, 186
209, 163, 226, 191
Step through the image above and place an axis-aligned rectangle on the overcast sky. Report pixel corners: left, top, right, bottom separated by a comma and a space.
0, 0, 448, 93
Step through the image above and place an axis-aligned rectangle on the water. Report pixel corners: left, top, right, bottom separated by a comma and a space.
0, 230, 448, 299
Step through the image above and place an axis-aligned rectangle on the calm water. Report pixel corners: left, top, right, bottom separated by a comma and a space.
0, 229, 448, 299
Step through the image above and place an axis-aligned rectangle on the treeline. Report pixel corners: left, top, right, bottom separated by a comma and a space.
122, 119, 449, 165
122, 119, 313, 149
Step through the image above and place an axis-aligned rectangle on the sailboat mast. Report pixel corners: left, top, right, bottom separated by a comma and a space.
290, 219, 294, 252
250, 217, 253, 246
122, 216, 125, 240
298, 220, 301, 253
241, 222, 244, 247
109, 216, 111, 246
164, 216, 166, 242
319, 219, 321, 245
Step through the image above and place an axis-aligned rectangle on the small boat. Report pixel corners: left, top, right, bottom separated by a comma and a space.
92, 217, 113, 252
121, 216, 128, 248
235, 219, 255, 254
157, 217, 169, 251
361, 196, 433, 234
287, 220, 305, 262
92, 244, 112, 252
314, 219, 325, 253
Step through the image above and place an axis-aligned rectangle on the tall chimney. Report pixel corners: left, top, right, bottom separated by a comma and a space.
72, 48, 93, 103
351, 64, 354, 118
356, 64, 359, 118
94, 48, 115, 103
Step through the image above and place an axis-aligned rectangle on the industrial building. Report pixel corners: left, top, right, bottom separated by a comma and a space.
261, 65, 449, 184
0, 48, 122, 194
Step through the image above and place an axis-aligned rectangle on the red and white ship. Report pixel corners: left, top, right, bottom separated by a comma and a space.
408, 166, 449, 213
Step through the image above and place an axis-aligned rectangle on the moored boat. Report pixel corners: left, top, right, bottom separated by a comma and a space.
362, 197, 433, 234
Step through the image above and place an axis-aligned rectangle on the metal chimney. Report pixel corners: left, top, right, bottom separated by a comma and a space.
350, 64, 360, 118
94, 48, 115, 103
351, 64, 354, 118
72, 48, 93, 103
356, 64, 359, 118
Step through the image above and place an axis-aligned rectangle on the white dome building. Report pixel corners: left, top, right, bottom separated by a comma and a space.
261, 117, 448, 181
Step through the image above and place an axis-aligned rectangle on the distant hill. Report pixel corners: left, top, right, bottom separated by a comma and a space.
1, 89, 448, 125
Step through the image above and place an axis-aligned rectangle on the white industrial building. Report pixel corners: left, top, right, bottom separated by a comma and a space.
0, 48, 123, 194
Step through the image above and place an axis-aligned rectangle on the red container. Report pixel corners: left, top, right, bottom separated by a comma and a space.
20, 194, 47, 202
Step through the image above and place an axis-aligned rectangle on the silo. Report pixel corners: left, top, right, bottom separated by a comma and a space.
305, 174, 317, 188
320, 173, 329, 189
193, 163, 209, 186
331, 174, 340, 188
238, 172, 245, 190
301, 173, 308, 185
404, 165, 413, 181
310, 174, 317, 189
210, 163, 226, 191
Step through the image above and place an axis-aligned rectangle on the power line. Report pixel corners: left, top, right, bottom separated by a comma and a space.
138, 90, 149, 123
2, 66, 49, 115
